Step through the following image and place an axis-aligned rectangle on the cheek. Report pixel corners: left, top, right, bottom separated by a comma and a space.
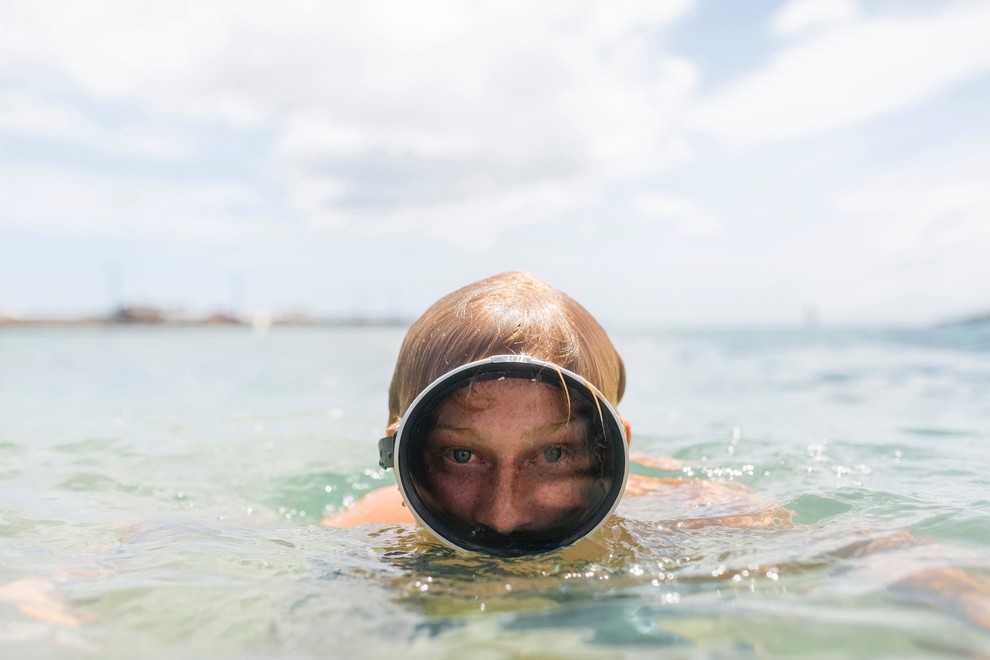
525, 472, 597, 509
425, 463, 486, 513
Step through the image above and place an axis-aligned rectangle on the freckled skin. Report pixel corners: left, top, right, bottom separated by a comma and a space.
423, 379, 602, 536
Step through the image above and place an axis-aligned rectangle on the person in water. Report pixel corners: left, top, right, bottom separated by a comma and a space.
4, 271, 988, 633
325, 271, 635, 555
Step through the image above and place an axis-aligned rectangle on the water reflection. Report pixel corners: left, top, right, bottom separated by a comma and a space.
347, 500, 990, 655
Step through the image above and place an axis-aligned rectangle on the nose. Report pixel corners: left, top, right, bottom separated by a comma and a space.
475, 464, 533, 535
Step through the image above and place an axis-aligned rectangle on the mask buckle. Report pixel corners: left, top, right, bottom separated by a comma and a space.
378, 435, 395, 469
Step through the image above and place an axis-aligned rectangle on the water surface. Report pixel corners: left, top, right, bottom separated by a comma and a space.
1, 325, 988, 656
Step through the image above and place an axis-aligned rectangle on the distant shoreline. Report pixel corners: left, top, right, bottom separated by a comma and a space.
3, 305, 988, 331
0, 313, 410, 330
938, 312, 990, 328
0, 319, 410, 329
0, 304, 410, 330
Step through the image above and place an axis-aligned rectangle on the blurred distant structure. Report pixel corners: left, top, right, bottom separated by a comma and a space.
203, 311, 245, 326
106, 305, 169, 324
0, 303, 408, 329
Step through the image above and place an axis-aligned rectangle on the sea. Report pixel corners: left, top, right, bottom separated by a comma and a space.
1, 324, 988, 657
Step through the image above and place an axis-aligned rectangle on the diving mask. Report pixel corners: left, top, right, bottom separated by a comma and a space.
378, 355, 628, 557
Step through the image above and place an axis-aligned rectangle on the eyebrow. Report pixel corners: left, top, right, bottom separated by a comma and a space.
431, 419, 577, 438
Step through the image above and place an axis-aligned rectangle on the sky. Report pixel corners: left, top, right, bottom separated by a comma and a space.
1, 0, 989, 327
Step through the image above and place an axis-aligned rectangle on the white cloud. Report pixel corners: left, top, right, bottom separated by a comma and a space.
771, 0, 859, 37
691, 1, 990, 149
777, 150, 990, 323
0, 0, 697, 246
0, 88, 194, 158
832, 171, 990, 257
0, 166, 266, 238
632, 193, 723, 238
305, 173, 599, 252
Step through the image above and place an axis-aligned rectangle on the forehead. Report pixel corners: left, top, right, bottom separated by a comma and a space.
434, 378, 572, 421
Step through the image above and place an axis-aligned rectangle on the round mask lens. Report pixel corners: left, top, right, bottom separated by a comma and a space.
392, 356, 627, 557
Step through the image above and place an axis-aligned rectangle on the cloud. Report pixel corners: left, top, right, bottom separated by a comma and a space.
0, 0, 699, 246
771, 0, 858, 37
691, 1, 990, 149
632, 193, 723, 238
770, 149, 990, 323
0, 88, 195, 158
302, 170, 600, 252
0, 166, 266, 238
832, 166, 990, 257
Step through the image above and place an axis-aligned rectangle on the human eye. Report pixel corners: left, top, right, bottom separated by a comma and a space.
449, 448, 474, 464
541, 445, 564, 463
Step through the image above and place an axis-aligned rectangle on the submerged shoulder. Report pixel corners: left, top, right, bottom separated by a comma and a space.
321, 485, 415, 527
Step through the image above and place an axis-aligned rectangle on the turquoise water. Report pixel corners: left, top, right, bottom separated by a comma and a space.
1, 325, 989, 657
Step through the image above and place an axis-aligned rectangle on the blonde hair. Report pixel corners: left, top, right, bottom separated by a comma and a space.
388, 272, 625, 426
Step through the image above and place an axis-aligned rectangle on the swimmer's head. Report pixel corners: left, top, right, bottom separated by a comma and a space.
387, 271, 626, 429
378, 273, 629, 556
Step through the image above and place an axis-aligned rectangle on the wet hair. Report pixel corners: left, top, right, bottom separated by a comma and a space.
387, 272, 625, 427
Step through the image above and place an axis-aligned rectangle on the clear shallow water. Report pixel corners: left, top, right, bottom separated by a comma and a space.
1, 325, 989, 657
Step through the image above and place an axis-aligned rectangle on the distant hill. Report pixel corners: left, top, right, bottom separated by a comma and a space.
938, 311, 990, 328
